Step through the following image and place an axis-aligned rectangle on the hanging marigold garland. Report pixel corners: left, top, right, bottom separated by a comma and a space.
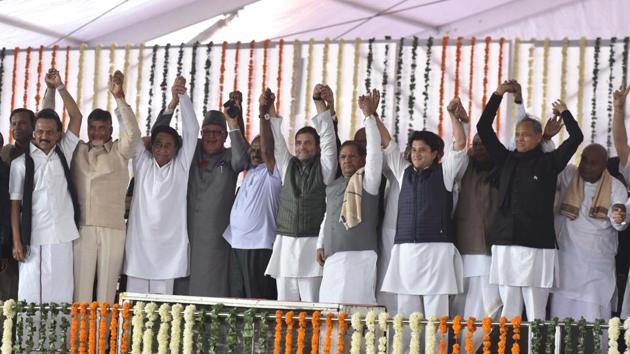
454, 37, 463, 97
510, 38, 521, 132
541, 38, 550, 122
146, 45, 158, 135
381, 36, 392, 120
120, 302, 132, 353
296, 312, 307, 354
481, 37, 491, 110
76, 43, 87, 110
438, 36, 449, 137
322, 37, 331, 84
202, 42, 214, 115
62, 46, 70, 126
607, 37, 618, 150
189, 41, 199, 103
50, 44, 58, 68
289, 40, 302, 146
591, 37, 602, 143
350, 38, 362, 136
245, 41, 256, 141
98, 303, 108, 354
304, 38, 316, 124
23, 46, 32, 108
123, 44, 131, 92
452, 315, 462, 354
623, 37, 630, 86
160, 43, 171, 111
262, 39, 270, 90
175, 42, 185, 130
233, 41, 241, 91
10, 47, 19, 114
276, 39, 284, 112
467, 37, 476, 146
577, 37, 587, 132
526, 41, 535, 110
0, 48, 5, 118
482, 317, 492, 354
135, 43, 145, 122
335, 39, 345, 122
70, 303, 79, 354
497, 316, 507, 354
218, 41, 228, 107
79, 303, 88, 354
465, 317, 476, 354
92, 44, 102, 111
545, 317, 559, 354
438, 316, 448, 354
496, 37, 505, 138
323, 312, 334, 354
337, 312, 348, 354
88, 302, 98, 354
34, 45, 44, 111
106, 44, 116, 112
510, 316, 521, 354
394, 38, 404, 142
559, 37, 569, 142
284, 311, 295, 354
246, 40, 256, 140
109, 304, 119, 354
273, 310, 283, 354
408, 36, 419, 134
365, 37, 375, 92
311, 311, 321, 354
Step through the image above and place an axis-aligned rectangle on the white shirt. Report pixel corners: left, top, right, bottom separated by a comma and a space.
223, 164, 282, 249
9, 132, 80, 246
264, 109, 337, 278
553, 164, 629, 304
123, 94, 199, 279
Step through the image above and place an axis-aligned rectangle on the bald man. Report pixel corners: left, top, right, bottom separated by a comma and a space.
551, 144, 629, 320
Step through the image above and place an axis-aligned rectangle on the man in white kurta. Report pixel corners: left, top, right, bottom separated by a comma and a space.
9, 68, 83, 303
380, 98, 469, 318
551, 145, 628, 320
123, 79, 199, 295
316, 90, 382, 304
264, 84, 337, 302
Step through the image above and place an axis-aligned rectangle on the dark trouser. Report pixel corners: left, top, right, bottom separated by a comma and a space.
0, 258, 18, 300
230, 248, 276, 299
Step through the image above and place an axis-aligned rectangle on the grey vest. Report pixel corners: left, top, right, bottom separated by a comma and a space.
276, 156, 327, 237
323, 176, 379, 256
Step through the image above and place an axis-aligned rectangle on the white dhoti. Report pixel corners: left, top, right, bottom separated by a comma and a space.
126, 276, 174, 295
490, 245, 557, 320
319, 250, 377, 305
266, 235, 322, 302
622, 277, 630, 318
376, 226, 398, 312
18, 242, 74, 303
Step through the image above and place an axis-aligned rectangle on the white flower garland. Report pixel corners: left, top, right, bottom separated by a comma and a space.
142, 303, 158, 354
409, 312, 424, 354
131, 302, 145, 354
157, 303, 171, 354
425, 315, 437, 354
182, 305, 196, 354
364, 311, 377, 354
392, 314, 404, 354
169, 304, 183, 354
623, 317, 630, 354
609, 317, 621, 354
377, 312, 389, 354
1, 299, 15, 354
350, 312, 364, 354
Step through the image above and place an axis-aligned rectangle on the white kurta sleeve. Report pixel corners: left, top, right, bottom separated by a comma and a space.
9, 157, 25, 201
269, 116, 292, 183
442, 148, 468, 192
115, 97, 142, 160
382, 140, 409, 186
610, 178, 630, 231
178, 94, 201, 168
311, 110, 338, 186
317, 211, 327, 249
363, 115, 382, 195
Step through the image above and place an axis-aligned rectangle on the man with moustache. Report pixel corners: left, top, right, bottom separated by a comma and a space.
9, 68, 83, 303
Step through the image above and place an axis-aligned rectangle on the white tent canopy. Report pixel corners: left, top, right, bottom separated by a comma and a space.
0, 0, 626, 48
